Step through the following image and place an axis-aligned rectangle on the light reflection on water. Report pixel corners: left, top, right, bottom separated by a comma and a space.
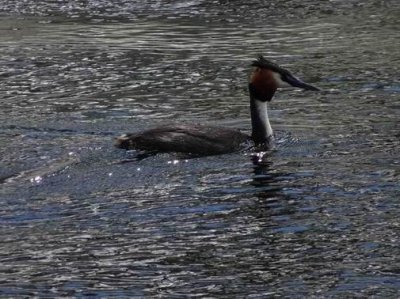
1, 0, 400, 297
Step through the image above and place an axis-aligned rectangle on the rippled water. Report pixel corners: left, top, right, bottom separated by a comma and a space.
1, 0, 400, 297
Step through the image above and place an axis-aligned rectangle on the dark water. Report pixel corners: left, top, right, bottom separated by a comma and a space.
1, 0, 400, 297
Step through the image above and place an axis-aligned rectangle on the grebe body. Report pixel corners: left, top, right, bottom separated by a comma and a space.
115, 56, 320, 156
115, 124, 249, 156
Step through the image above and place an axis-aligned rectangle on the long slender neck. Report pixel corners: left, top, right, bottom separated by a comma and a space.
250, 95, 273, 144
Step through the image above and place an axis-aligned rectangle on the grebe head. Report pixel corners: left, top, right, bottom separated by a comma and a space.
248, 56, 320, 145
249, 55, 320, 102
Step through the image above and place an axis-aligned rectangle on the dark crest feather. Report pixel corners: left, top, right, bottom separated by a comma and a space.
251, 55, 291, 76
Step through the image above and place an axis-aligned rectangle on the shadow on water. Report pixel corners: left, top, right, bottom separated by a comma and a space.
249, 151, 308, 231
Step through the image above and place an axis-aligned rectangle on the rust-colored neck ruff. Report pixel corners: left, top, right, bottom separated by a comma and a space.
250, 67, 278, 102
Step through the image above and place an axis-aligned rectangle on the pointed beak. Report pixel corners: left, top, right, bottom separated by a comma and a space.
283, 73, 320, 91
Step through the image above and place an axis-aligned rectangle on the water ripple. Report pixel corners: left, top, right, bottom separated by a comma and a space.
1, 1, 400, 297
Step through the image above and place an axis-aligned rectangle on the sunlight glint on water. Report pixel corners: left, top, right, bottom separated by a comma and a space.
0, 0, 400, 297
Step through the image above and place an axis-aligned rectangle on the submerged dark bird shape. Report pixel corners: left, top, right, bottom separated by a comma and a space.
115, 56, 320, 156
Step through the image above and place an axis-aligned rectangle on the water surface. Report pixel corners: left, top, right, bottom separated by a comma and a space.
1, 0, 400, 297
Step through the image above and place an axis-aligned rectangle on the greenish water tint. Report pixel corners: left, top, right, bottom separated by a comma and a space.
1, 0, 400, 297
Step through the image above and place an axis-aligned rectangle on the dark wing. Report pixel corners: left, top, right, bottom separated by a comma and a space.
115, 125, 249, 156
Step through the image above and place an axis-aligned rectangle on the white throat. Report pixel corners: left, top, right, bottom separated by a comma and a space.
254, 99, 272, 137
250, 97, 273, 144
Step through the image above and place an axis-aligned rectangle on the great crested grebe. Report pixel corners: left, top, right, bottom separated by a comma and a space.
115, 56, 320, 156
